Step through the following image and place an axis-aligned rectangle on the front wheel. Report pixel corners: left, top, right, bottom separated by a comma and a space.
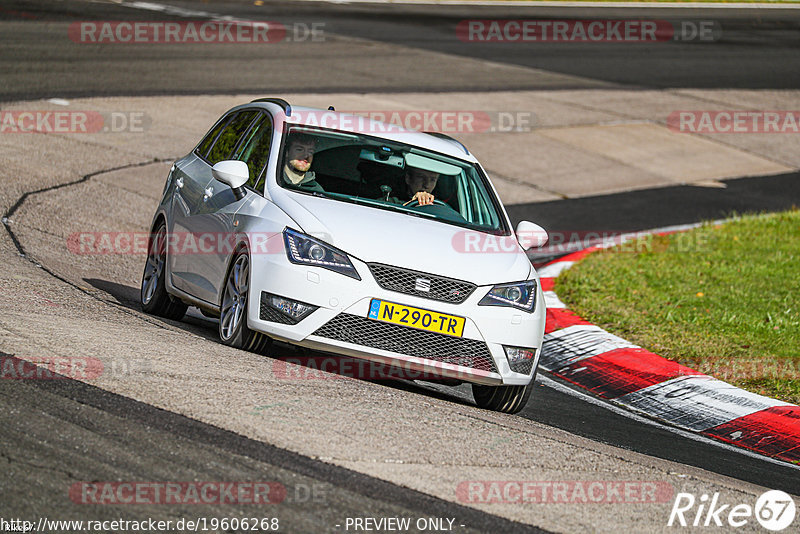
219, 249, 270, 353
472, 383, 533, 414
140, 223, 187, 320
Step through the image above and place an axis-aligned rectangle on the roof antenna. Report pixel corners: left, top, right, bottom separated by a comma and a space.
328, 106, 335, 111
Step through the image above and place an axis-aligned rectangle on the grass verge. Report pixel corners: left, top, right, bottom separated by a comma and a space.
555, 209, 800, 405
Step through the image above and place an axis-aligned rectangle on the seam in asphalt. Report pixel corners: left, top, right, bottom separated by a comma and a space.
1, 159, 188, 333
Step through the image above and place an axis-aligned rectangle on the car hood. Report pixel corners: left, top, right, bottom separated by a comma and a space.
275, 192, 532, 286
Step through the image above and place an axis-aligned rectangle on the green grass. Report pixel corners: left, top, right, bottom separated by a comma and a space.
555, 209, 800, 405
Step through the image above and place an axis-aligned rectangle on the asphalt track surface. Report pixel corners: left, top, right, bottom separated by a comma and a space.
2, 0, 800, 530
507, 171, 800, 234
1, 0, 800, 101
1, 355, 540, 533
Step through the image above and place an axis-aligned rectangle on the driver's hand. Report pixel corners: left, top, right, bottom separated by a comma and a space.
404, 191, 434, 206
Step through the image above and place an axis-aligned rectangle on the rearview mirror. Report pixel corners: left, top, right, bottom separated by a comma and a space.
212, 160, 249, 200
404, 153, 461, 176
516, 221, 548, 250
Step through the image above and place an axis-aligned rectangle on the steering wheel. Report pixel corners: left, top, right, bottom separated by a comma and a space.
410, 199, 449, 208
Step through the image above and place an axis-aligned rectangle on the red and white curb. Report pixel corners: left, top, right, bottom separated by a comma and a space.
538, 246, 800, 465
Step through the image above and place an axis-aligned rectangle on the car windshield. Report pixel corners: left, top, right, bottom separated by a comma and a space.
278, 125, 508, 234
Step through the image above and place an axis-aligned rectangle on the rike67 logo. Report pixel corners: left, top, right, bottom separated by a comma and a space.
668, 490, 796, 531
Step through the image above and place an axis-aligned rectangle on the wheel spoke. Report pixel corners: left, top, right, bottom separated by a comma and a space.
238, 261, 249, 293
220, 304, 235, 336
220, 252, 250, 341
229, 307, 240, 333
141, 227, 168, 305
142, 276, 156, 302
226, 279, 237, 300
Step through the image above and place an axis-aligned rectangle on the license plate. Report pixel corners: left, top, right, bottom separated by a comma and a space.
367, 299, 465, 337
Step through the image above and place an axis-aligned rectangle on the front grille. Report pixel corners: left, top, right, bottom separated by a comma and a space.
313, 313, 497, 373
367, 263, 476, 304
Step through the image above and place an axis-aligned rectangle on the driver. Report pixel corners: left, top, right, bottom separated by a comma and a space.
381, 167, 439, 206
403, 167, 439, 206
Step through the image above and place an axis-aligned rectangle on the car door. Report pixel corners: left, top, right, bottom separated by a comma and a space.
199, 110, 276, 306
170, 109, 258, 302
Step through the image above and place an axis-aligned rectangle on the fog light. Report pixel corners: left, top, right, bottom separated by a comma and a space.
503, 346, 537, 375
262, 293, 317, 323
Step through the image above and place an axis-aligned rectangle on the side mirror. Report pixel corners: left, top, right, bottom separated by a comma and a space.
515, 221, 548, 250
212, 160, 249, 200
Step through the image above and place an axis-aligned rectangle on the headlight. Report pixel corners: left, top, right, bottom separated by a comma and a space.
478, 280, 537, 312
283, 228, 361, 280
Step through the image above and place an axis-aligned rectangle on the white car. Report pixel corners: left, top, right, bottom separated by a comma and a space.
141, 98, 548, 413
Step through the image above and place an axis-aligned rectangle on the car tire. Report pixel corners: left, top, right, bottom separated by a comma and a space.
471, 382, 533, 414
141, 222, 188, 321
219, 248, 271, 353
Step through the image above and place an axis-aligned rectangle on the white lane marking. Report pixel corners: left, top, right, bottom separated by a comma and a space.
537, 261, 574, 278
616, 375, 792, 432
538, 374, 800, 472
122, 1, 238, 22
541, 324, 638, 369
543, 290, 565, 309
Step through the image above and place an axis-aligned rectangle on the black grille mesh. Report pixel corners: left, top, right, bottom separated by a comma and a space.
367, 263, 475, 304
510, 357, 535, 376
313, 313, 497, 373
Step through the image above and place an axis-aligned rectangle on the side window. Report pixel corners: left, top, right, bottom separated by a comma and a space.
196, 115, 233, 159
206, 110, 258, 165
233, 113, 273, 190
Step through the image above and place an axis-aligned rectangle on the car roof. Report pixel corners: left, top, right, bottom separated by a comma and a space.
242, 100, 478, 163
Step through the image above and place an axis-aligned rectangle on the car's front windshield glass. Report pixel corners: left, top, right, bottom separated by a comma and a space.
278, 125, 507, 234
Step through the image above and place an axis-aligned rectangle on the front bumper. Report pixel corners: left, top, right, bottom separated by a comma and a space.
246, 242, 545, 386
